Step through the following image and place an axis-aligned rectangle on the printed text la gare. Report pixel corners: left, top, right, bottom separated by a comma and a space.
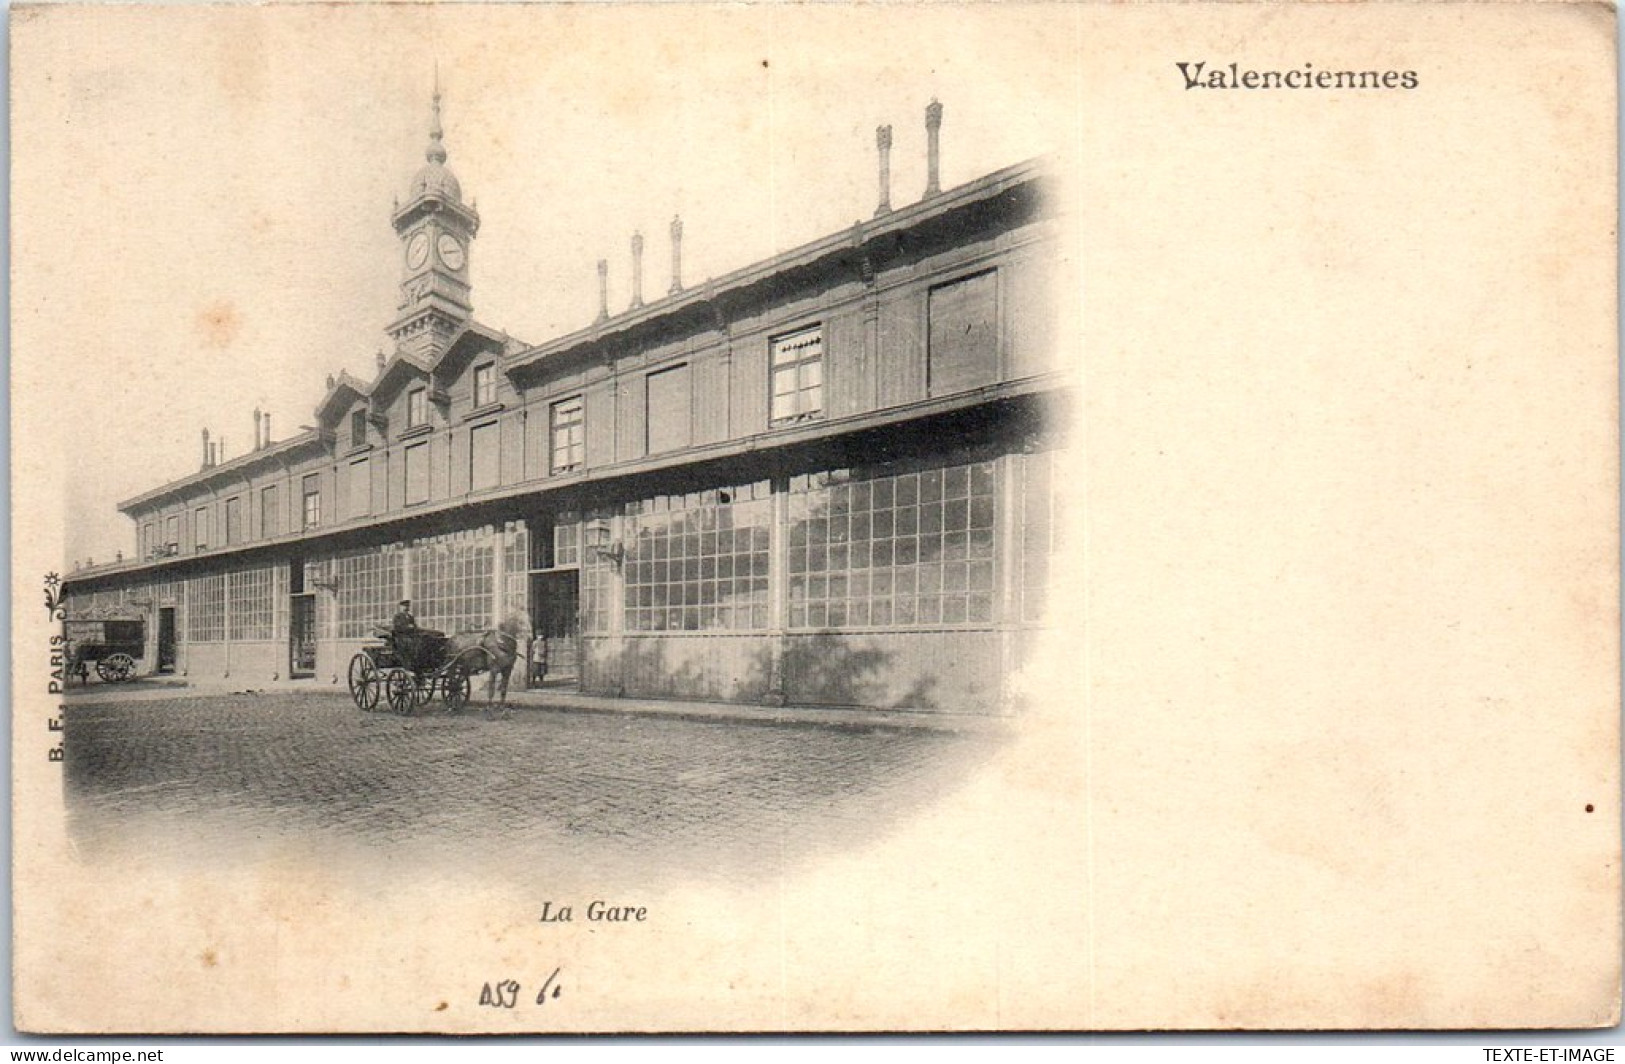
539, 900, 648, 924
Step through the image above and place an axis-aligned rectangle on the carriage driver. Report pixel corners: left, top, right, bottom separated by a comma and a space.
391, 599, 420, 668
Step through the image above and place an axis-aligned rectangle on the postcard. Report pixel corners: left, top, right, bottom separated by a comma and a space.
11, 1, 1617, 1032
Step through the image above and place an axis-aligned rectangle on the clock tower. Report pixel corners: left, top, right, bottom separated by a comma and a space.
388, 83, 479, 362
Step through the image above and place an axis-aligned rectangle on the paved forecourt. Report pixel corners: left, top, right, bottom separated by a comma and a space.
62, 690, 996, 885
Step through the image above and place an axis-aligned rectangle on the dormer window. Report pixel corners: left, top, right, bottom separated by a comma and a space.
407, 387, 427, 429
350, 409, 367, 447
473, 364, 497, 408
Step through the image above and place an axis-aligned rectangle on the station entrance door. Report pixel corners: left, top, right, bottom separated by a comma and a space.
530, 570, 579, 687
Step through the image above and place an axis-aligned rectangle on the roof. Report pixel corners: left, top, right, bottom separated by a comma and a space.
505, 155, 1052, 375
409, 160, 462, 203
312, 370, 374, 424
430, 320, 512, 378
106, 157, 1051, 524
365, 351, 433, 406
368, 320, 512, 403
118, 318, 522, 516
117, 429, 327, 515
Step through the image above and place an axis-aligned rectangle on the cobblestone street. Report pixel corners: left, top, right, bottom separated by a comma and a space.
63, 690, 996, 886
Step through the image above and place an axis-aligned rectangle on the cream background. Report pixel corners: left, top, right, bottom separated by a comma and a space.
11, 2, 1619, 1032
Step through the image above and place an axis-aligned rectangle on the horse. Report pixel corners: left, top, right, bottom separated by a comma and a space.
445, 613, 530, 713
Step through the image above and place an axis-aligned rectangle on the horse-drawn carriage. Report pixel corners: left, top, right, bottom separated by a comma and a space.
64, 618, 144, 684
349, 612, 526, 715
347, 625, 485, 714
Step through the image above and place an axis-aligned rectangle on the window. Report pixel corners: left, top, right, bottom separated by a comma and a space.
646, 363, 691, 454
302, 474, 321, 530
473, 364, 497, 408
407, 387, 427, 428
788, 457, 998, 630
550, 396, 584, 474
347, 458, 370, 519
404, 441, 429, 505
502, 521, 530, 618
529, 513, 580, 571
927, 270, 998, 397
350, 409, 367, 447
771, 326, 824, 424
187, 574, 225, 642
622, 483, 772, 632
194, 507, 209, 551
227, 566, 275, 641
165, 515, 179, 552
225, 496, 243, 545
470, 422, 499, 491
553, 516, 580, 568
329, 545, 405, 639
411, 528, 493, 634
260, 485, 279, 538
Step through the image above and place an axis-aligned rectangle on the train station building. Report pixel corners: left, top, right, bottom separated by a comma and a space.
60, 92, 1072, 717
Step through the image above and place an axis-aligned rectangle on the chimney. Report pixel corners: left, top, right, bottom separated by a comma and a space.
263, 412, 271, 445
202, 428, 211, 468
925, 99, 943, 197
375, 350, 386, 373
253, 408, 262, 450
630, 232, 645, 309
668, 216, 684, 296
218, 436, 226, 464
875, 124, 893, 216
596, 259, 610, 322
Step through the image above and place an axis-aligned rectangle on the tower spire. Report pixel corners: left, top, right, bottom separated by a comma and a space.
391, 68, 476, 362
426, 66, 447, 164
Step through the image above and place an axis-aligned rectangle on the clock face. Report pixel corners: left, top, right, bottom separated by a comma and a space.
405, 232, 430, 271
438, 233, 466, 271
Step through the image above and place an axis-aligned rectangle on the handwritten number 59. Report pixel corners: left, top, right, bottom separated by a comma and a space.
477, 969, 563, 1009
478, 979, 521, 1009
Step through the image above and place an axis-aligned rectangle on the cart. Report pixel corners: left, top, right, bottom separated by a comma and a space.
347, 625, 484, 715
64, 618, 145, 684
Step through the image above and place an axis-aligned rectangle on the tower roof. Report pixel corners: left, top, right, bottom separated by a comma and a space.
408, 82, 462, 202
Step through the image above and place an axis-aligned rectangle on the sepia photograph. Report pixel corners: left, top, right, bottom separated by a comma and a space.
43, 10, 1069, 888
11, 0, 1618, 1036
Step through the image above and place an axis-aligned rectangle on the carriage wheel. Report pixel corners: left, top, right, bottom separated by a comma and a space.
442, 663, 471, 714
96, 653, 137, 683
348, 653, 380, 711
384, 668, 418, 716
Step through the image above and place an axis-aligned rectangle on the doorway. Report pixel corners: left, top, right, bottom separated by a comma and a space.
290, 593, 316, 678
157, 607, 177, 673
530, 570, 579, 687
